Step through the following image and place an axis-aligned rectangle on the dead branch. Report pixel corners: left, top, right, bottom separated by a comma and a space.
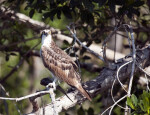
0, 5, 58, 33
26, 45, 150, 115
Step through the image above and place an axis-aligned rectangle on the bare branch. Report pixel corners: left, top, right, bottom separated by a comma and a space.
67, 25, 104, 61
26, 45, 150, 115
0, 5, 49, 31
0, 45, 149, 114
109, 95, 127, 115
0, 90, 50, 101
123, 25, 136, 115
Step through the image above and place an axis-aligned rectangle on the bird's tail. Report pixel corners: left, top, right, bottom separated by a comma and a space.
76, 84, 92, 101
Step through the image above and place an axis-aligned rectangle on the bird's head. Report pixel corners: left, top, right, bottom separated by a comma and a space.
41, 29, 51, 38
41, 30, 52, 46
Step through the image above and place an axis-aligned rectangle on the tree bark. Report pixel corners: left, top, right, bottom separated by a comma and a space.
26, 45, 150, 115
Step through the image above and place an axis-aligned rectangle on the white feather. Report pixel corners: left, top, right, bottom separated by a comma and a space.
41, 34, 52, 47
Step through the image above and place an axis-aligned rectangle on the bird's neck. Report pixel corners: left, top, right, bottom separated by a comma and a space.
41, 35, 52, 47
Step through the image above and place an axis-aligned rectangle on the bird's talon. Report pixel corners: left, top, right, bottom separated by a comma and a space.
46, 82, 56, 90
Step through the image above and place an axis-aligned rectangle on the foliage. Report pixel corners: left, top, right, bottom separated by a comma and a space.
25, 0, 145, 23
127, 91, 150, 115
0, 0, 150, 114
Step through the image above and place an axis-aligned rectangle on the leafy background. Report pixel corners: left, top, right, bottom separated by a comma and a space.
0, 0, 150, 114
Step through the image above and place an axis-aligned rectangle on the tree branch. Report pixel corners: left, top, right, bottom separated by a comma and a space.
0, 5, 125, 61
26, 45, 150, 115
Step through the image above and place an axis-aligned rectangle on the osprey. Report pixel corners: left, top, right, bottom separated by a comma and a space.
40, 30, 91, 101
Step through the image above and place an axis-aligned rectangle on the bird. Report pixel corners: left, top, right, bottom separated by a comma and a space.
40, 29, 91, 101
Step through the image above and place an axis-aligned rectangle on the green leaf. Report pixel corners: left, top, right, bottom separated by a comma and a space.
57, 10, 61, 19
29, 9, 35, 18
87, 107, 94, 115
127, 97, 135, 109
98, 0, 107, 7
108, 0, 115, 13
131, 94, 138, 107
138, 100, 145, 111
43, 9, 58, 21
133, 1, 144, 7
143, 97, 149, 112
62, 6, 72, 19
81, 10, 94, 24
141, 91, 150, 113
77, 107, 85, 115
82, 0, 94, 12
50, 10, 58, 21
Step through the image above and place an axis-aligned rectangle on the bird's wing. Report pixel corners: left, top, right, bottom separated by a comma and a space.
52, 42, 79, 71
41, 45, 81, 85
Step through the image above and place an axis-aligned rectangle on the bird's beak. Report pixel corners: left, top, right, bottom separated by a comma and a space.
48, 30, 51, 35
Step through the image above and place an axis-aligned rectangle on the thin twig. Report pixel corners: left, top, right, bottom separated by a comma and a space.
0, 90, 50, 101
123, 25, 132, 50
67, 25, 81, 74
102, 26, 120, 46
101, 95, 128, 115
137, 63, 150, 91
137, 63, 150, 77
105, 24, 135, 115
111, 79, 129, 110
124, 25, 136, 115
101, 106, 112, 115
109, 95, 127, 115
14, 103, 22, 115
114, 18, 117, 61
102, 25, 124, 67
116, 60, 133, 93
0, 84, 9, 114
67, 26, 104, 61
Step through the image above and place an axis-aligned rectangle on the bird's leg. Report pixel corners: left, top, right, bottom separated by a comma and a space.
46, 77, 58, 115
58, 80, 61, 84
52, 77, 57, 90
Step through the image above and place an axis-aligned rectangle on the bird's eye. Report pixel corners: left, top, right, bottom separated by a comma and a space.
48, 31, 51, 35
41, 31, 46, 38
42, 31, 46, 35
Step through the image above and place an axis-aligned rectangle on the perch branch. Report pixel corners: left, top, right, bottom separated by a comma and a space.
0, 45, 149, 115
26, 45, 150, 115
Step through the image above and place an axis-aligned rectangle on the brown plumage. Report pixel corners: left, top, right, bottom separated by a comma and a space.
40, 30, 91, 101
